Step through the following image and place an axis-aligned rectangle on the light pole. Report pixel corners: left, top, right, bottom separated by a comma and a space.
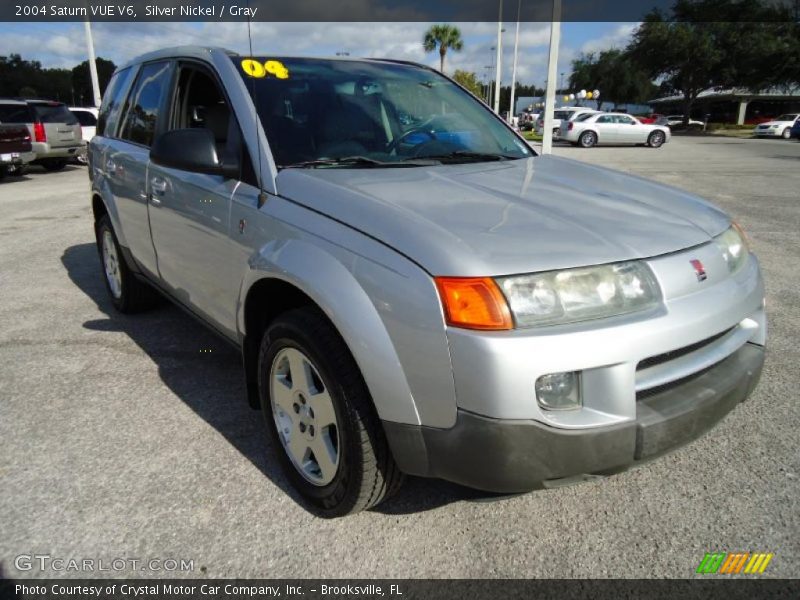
493, 0, 504, 114
541, 0, 562, 155
83, 20, 101, 107
508, 0, 521, 123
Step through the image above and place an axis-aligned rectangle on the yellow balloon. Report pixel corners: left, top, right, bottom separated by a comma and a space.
563, 95, 569, 102
586, 91, 593, 99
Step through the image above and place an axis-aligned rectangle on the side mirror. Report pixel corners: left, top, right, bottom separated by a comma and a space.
150, 129, 239, 179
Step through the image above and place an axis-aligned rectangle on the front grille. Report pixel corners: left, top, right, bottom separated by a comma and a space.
636, 327, 735, 372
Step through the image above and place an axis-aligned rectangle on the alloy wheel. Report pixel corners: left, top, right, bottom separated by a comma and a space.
270, 347, 340, 486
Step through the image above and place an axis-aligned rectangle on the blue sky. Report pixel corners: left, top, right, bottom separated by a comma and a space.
0, 21, 636, 88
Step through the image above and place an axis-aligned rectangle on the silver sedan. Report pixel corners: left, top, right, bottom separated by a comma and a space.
562, 112, 671, 148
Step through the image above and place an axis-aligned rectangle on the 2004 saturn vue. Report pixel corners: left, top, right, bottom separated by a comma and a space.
88, 47, 766, 516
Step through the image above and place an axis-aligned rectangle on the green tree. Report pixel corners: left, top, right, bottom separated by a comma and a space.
423, 24, 464, 74
627, 0, 798, 124
569, 49, 657, 108
451, 70, 482, 97
72, 57, 116, 106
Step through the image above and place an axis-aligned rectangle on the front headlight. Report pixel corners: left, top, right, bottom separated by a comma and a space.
497, 261, 662, 328
715, 223, 749, 274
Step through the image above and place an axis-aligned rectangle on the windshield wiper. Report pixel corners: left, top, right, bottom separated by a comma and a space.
404, 150, 519, 163
281, 156, 435, 169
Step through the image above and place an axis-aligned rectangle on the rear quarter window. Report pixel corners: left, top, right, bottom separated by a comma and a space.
72, 110, 97, 127
97, 66, 134, 137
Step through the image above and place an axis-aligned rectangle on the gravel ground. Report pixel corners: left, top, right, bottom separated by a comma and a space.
0, 136, 798, 579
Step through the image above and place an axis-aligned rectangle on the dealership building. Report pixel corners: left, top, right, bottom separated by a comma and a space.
649, 87, 800, 124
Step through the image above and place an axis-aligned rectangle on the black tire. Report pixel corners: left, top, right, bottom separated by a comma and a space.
10, 164, 28, 177
579, 131, 597, 148
781, 128, 791, 140
552, 127, 560, 140
95, 214, 159, 313
258, 308, 404, 517
648, 131, 666, 148
42, 158, 67, 171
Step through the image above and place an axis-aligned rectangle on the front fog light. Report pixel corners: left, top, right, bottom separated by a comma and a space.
535, 371, 582, 410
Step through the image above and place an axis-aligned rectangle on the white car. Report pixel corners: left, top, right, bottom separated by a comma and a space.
753, 114, 800, 139
562, 112, 671, 148
69, 107, 98, 164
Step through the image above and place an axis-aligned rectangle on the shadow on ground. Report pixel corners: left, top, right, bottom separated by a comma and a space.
61, 242, 501, 516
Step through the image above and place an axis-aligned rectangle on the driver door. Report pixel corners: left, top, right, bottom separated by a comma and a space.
147, 63, 258, 338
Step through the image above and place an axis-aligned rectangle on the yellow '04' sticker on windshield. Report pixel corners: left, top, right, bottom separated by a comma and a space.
241, 59, 290, 80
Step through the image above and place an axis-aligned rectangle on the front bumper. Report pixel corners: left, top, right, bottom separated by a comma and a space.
384, 342, 764, 492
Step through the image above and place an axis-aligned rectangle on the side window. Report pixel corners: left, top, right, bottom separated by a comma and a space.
169, 64, 256, 185
96, 67, 133, 137
596, 115, 613, 124
618, 115, 636, 125
119, 61, 172, 147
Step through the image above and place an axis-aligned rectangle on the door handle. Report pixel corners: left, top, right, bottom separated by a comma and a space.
150, 177, 168, 195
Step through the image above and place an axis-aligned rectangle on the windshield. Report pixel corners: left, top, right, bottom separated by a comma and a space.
233, 57, 532, 168
775, 114, 797, 122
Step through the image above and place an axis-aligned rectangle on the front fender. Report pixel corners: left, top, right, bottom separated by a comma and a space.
240, 238, 422, 426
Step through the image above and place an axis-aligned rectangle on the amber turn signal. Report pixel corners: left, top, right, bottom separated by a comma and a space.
435, 277, 513, 331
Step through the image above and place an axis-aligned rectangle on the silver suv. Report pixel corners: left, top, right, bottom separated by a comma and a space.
88, 48, 766, 517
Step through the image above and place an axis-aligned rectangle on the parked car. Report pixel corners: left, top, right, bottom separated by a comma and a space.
636, 113, 665, 124
0, 122, 35, 180
535, 107, 588, 139
666, 115, 705, 128
753, 113, 800, 139
90, 47, 766, 517
0, 98, 84, 171
562, 112, 671, 148
70, 106, 99, 164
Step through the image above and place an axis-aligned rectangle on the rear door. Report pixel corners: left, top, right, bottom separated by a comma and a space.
593, 114, 618, 143
30, 102, 82, 149
105, 60, 174, 277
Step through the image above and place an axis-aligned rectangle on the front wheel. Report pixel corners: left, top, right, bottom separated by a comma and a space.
579, 131, 597, 148
648, 130, 666, 148
258, 308, 403, 517
781, 128, 791, 139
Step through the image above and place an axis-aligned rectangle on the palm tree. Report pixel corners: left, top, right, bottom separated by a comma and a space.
423, 25, 464, 74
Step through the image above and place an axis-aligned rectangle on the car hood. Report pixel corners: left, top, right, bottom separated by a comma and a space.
275, 155, 730, 277
758, 121, 789, 126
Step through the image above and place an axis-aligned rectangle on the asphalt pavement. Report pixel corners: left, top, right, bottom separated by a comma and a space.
0, 136, 798, 579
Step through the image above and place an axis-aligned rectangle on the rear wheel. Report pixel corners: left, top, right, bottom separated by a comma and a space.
95, 215, 159, 313
579, 131, 597, 148
648, 130, 666, 148
41, 158, 67, 171
552, 127, 560, 140
259, 308, 404, 517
